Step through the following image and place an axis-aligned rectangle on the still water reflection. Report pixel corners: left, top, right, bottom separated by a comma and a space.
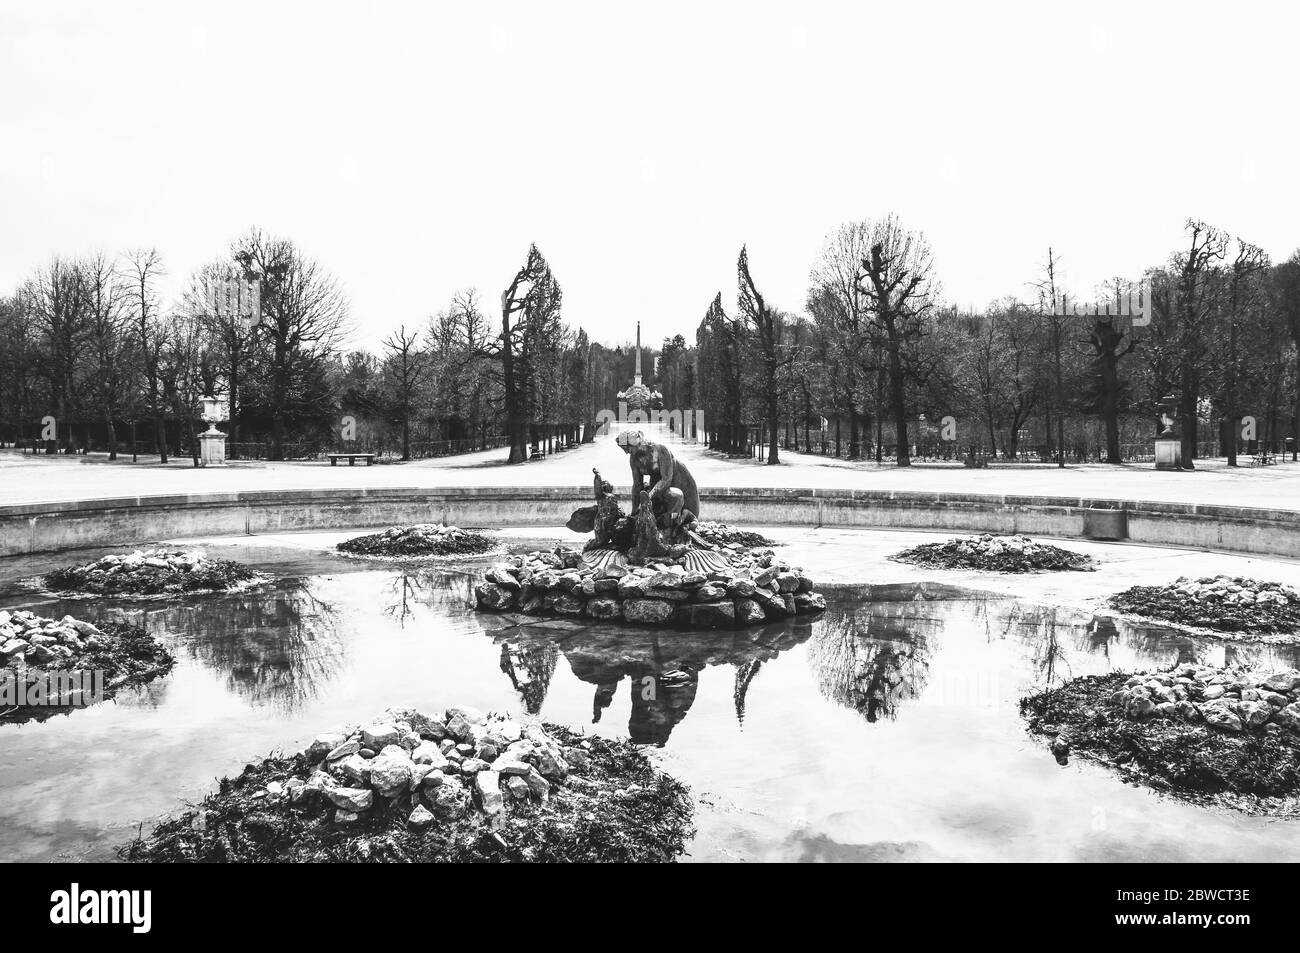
0, 563, 1296, 863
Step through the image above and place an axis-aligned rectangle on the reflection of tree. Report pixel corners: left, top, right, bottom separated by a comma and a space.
385, 572, 420, 627
499, 641, 558, 714
137, 582, 344, 712
1003, 601, 1300, 684
807, 603, 935, 723
491, 618, 816, 745
382, 568, 478, 621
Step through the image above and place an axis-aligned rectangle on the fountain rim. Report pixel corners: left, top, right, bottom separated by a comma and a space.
0, 484, 1296, 560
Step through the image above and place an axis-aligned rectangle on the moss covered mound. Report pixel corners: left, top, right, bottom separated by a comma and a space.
1109, 576, 1300, 636
337, 524, 498, 559
43, 549, 262, 598
121, 717, 694, 863
1021, 670, 1300, 812
892, 534, 1094, 573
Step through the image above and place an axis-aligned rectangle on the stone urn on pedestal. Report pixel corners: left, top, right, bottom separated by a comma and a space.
198, 395, 228, 467
1154, 394, 1182, 471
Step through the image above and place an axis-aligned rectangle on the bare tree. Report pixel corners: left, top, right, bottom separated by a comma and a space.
83, 253, 131, 459
0, 294, 40, 447
381, 323, 427, 460
496, 245, 561, 464
1219, 239, 1269, 466
737, 246, 794, 464
810, 222, 877, 457
22, 256, 90, 452
854, 215, 937, 467
1171, 220, 1228, 468
233, 228, 350, 460
1078, 278, 1143, 465
1032, 248, 1069, 467
1274, 251, 1300, 460
696, 292, 745, 454
121, 248, 169, 461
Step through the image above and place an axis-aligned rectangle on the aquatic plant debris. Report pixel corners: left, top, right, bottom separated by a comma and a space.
42, 548, 264, 598
891, 534, 1095, 573
337, 524, 498, 559
691, 521, 776, 549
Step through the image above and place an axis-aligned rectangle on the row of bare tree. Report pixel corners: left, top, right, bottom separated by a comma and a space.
1, 229, 345, 461
688, 215, 1300, 467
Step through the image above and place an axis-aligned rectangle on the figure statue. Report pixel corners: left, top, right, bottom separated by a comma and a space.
616, 430, 701, 537
567, 468, 634, 551
629, 490, 672, 562
590, 468, 626, 547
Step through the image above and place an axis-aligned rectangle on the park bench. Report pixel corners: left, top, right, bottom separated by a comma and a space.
1250, 450, 1276, 466
327, 452, 376, 467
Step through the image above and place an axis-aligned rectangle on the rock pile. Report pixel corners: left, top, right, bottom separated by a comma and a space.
122, 704, 695, 863
42, 548, 263, 597
337, 524, 498, 559
475, 546, 825, 628
1108, 665, 1300, 734
297, 706, 571, 825
892, 533, 1095, 573
1, 608, 174, 723
1022, 666, 1300, 810
1110, 576, 1300, 636
691, 521, 775, 549
1, 608, 105, 668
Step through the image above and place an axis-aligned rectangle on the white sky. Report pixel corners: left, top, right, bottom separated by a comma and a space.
2, 0, 1296, 351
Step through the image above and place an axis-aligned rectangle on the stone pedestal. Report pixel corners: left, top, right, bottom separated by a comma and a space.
199, 430, 228, 467
1154, 436, 1182, 471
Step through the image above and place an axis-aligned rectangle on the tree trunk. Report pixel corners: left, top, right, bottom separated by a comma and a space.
1179, 384, 1198, 469
229, 356, 240, 461
1294, 346, 1300, 460
888, 343, 909, 467
1225, 319, 1238, 467
766, 391, 780, 465
155, 414, 168, 463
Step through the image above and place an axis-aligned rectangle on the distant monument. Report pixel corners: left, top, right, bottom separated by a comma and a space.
1154, 393, 1183, 471
616, 321, 661, 412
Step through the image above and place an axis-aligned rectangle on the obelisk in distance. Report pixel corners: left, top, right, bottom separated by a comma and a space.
634, 320, 642, 386
617, 319, 658, 411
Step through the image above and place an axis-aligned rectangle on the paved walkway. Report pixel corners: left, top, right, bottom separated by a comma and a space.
3, 425, 1299, 511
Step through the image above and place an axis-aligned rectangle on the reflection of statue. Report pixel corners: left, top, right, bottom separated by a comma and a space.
492, 616, 814, 744
616, 430, 700, 541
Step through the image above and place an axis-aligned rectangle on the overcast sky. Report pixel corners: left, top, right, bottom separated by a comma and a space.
2, 0, 1296, 351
